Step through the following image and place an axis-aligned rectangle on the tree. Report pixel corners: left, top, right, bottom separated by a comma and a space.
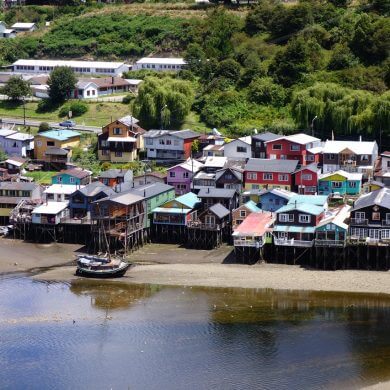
1, 76, 31, 101
327, 44, 359, 70
248, 77, 286, 107
38, 122, 50, 133
48, 66, 77, 104
133, 77, 195, 129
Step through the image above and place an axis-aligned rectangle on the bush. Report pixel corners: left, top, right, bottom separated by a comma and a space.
37, 99, 57, 113
59, 101, 88, 118
101, 162, 111, 171
38, 122, 50, 133
122, 94, 134, 104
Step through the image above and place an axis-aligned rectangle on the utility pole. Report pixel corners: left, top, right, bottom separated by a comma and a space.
22, 97, 26, 127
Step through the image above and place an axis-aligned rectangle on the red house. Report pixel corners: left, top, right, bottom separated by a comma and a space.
293, 163, 320, 195
244, 159, 299, 191
265, 133, 322, 165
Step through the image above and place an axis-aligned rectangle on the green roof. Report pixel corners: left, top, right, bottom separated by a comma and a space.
244, 200, 261, 213
288, 195, 328, 206
273, 225, 315, 233
175, 192, 200, 209
277, 203, 324, 216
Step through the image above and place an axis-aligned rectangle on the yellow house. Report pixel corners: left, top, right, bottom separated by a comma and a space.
98, 116, 145, 163
34, 129, 81, 161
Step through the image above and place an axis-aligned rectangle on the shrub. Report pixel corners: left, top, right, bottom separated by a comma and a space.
122, 94, 134, 104
38, 122, 50, 133
59, 101, 88, 118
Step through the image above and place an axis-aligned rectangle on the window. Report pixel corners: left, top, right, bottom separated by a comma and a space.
159, 139, 165, 145
279, 213, 293, 222
70, 177, 75, 184
255, 141, 262, 147
101, 140, 109, 147
12, 142, 17, 148
361, 154, 369, 161
299, 214, 310, 223
240, 210, 246, 218
174, 140, 180, 146
57, 176, 62, 183
87, 91, 90, 96
247, 172, 257, 180
37, 141, 42, 147
355, 211, 365, 221
113, 128, 122, 135
382, 230, 390, 239
102, 150, 109, 156
349, 181, 357, 188
205, 215, 215, 225
386, 213, 390, 222
272, 144, 282, 150
47, 141, 55, 146
350, 227, 367, 238
306, 155, 314, 161
263, 173, 273, 180
290, 144, 300, 151
302, 174, 312, 181
169, 172, 176, 178
278, 174, 288, 181
327, 154, 335, 160
166, 140, 172, 145
22, 191, 30, 197
332, 181, 342, 188
146, 138, 153, 145
372, 212, 380, 221
237, 146, 247, 153
115, 151, 122, 157
183, 172, 189, 178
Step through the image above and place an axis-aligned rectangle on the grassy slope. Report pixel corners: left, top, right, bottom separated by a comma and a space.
0, 101, 132, 127
25, 171, 57, 184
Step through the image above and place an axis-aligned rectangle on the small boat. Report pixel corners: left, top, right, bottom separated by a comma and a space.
76, 255, 131, 278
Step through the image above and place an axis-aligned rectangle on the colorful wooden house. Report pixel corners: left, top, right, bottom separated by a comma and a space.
258, 188, 295, 212
69, 181, 115, 219
215, 167, 243, 193
51, 168, 92, 186
197, 187, 239, 211
232, 200, 261, 229
273, 202, 325, 247
133, 172, 167, 187
32, 202, 69, 225
167, 158, 204, 195
264, 133, 321, 165
244, 158, 299, 191
127, 183, 175, 228
293, 163, 320, 195
349, 188, 390, 243
98, 169, 133, 188
315, 205, 350, 247
44, 184, 80, 203
318, 170, 362, 196
152, 192, 201, 226
251, 131, 279, 159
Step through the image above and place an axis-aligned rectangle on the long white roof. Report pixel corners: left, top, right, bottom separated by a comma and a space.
135, 57, 186, 65
323, 140, 377, 154
319, 170, 363, 181
44, 184, 82, 195
33, 201, 68, 215
11, 23, 36, 28
265, 133, 320, 145
13, 59, 127, 69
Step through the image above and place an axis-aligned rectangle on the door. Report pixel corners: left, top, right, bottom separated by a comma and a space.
369, 229, 380, 240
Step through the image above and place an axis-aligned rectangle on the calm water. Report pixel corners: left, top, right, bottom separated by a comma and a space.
0, 276, 390, 390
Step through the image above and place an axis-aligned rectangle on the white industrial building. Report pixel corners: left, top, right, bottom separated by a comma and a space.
11, 59, 129, 76
132, 57, 186, 72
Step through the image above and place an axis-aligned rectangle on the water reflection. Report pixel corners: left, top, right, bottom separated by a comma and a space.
0, 279, 389, 390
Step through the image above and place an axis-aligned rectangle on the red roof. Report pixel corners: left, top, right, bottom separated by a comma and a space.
233, 212, 274, 237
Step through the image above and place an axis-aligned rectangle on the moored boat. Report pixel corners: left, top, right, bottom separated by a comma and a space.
76, 255, 131, 278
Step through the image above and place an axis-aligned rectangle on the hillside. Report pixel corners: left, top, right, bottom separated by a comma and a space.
0, 1, 388, 146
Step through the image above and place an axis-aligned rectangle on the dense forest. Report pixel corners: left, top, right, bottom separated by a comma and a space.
0, 1, 389, 144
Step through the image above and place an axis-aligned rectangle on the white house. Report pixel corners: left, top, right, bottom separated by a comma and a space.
11, 22, 37, 33
12, 59, 129, 76
44, 184, 82, 203
32, 201, 69, 225
223, 136, 252, 160
132, 57, 186, 72
0, 21, 16, 38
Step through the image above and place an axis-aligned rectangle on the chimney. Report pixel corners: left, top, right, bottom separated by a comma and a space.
359, 135, 362, 142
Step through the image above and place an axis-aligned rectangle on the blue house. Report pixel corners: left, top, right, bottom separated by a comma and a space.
69, 181, 115, 219
52, 168, 92, 186
258, 188, 295, 212
318, 170, 362, 196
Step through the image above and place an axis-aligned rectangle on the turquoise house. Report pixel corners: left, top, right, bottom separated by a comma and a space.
318, 170, 362, 196
51, 168, 92, 186
288, 194, 329, 208
315, 205, 350, 246
128, 183, 175, 228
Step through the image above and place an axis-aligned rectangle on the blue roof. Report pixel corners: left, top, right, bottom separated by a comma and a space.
288, 195, 328, 207
244, 200, 261, 213
39, 129, 81, 141
277, 203, 324, 216
175, 192, 200, 209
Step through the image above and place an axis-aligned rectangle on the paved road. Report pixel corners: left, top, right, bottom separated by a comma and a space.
0, 117, 102, 133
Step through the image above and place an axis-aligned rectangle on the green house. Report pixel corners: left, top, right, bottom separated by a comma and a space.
128, 183, 175, 228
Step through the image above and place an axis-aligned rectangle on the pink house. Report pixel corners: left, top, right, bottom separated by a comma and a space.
167, 158, 204, 195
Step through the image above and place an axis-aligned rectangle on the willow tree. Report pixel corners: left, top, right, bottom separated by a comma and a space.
290, 82, 382, 138
133, 77, 195, 129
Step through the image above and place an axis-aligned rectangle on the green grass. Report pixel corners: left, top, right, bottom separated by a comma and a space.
0, 100, 132, 127
25, 171, 57, 185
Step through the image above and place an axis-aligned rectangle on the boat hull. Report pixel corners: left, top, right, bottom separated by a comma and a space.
76, 260, 131, 278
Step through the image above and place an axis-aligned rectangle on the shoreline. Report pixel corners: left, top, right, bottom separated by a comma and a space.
33, 263, 390, 296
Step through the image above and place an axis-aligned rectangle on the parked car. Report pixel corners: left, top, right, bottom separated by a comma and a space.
59, 120, 76, 128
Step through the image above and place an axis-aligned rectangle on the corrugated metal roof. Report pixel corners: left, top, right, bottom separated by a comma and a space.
209, 203, 230, 219
233, 212, 273, 237
243, 200, 261, 213
323, 140, 377, 154
198, 187, 236, 198
352, 188, 390, 211
288, 195, 328, 206
245, 158, 298, 173
38, 130, 80, 141
128, 183, 174, 199
33, 201, 68, 215
277, 203, 324, 215
175, 192, 200, 209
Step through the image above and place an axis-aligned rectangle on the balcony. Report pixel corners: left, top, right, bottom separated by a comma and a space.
61, 216, 94, 225
187, 221, 225, 230
382, 220, 390, 226
274, 238, 314, 247
233, 239, 263, 248
315, 239, 346, 247
350, 218, 368, 225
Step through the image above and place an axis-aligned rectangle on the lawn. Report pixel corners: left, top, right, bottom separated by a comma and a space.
0, 100, 132, 128
25, 171, 57, 185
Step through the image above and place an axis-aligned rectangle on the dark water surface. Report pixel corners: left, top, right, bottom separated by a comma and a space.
0, 276, 390, 390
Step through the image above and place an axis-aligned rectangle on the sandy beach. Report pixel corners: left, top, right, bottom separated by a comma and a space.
1, 240, 390, 295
